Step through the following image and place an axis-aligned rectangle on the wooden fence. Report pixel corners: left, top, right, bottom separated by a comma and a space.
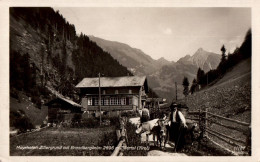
187, 110, 251, 155
111, 116, 128, 156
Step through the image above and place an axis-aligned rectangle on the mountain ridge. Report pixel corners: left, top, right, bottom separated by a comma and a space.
177, 48, 221, 72
89, 35, 172, 75
89, 35, 221, 101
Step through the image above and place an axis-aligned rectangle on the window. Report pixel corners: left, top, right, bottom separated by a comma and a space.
121, 97, 126, 105
104, 98, 109, 105
110, 97, 115, 105
116, 97, 120, 105
101, 98, 104, 105
102, 90, 106, 94
115, 90, 118, 94
93, 97, 99, 106
110, 97, 120, 105
88, 97, 92, 105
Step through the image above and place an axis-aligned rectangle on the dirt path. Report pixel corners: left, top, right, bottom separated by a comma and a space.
147, 141, 188, 156
148, 150, 187, 156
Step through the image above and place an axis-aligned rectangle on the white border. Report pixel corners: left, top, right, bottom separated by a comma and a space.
1, 0, 259, 162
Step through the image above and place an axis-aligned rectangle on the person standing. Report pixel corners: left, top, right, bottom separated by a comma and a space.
140, 108, 150, 123
168, 102, 187, 151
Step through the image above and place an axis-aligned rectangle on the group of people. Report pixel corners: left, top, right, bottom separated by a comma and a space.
140, 102, 188, 151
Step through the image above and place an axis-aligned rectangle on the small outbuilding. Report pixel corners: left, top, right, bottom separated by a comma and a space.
45, 96, 82, 123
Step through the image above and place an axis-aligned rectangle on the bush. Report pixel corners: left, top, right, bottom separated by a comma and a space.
123, 121, 148, 156
81, 118, 99, 128
109, 116, 120, 128
121, 111, 137, 118
98, 116, 121, 128
97, 131, 118, 156
10, 111, 21, 127
31, 95, 41, 109
10, 110, 35, 133
72, 113, 82, 123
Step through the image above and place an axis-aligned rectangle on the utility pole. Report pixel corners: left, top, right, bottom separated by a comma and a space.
99, 73, 102, 126
175, 82, 177, 101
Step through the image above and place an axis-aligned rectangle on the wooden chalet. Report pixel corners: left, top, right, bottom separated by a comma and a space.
76, 76, 148, 117
45, 96, 82, 123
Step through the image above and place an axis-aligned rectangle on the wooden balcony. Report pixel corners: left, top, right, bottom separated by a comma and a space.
82, 105, 135, 111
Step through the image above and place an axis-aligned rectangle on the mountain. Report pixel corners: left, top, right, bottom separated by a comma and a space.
89, 36, 221, 101
156, 57, 172, 67
177, 48, 221, 72
10, 7, 131, 111
89, 36, 171, 75
147, 61, 198, 101
149, 49, 220, 100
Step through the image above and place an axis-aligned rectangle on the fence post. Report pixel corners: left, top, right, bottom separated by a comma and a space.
205, 107, 208, 137
198, 106, 202, 149
116, 130, 121, 141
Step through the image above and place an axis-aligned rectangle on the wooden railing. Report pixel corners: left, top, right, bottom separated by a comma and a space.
188, 110, 251, 155
111, 116, 128, 156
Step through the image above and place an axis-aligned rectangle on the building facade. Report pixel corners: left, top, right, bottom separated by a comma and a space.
76, 76, 148, 117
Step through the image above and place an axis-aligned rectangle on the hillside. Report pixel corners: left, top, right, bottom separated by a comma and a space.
10, 7, 132, 127
10, 7, 131, 97
89, 35, 170, 75
10, 93, 48, 127
183, 58, 251, 153
185, 58, 251, 123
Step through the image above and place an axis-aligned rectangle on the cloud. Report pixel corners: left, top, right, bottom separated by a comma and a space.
219, 39, 228, 44
229, 36, 242, 44
219, 36, 243, 54
163, 28, 172, 35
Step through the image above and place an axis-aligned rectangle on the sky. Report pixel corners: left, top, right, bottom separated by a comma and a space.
54, 7, 251, 61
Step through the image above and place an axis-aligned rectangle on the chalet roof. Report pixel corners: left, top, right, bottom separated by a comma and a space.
76, 76, 147, 88
59, 96, 82, 107
45, 96, 82, 107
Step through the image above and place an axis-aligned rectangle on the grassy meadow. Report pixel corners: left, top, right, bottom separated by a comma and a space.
10, 126, 117, 156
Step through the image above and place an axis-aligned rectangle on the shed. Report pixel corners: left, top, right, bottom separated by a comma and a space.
45, 96, 82, 123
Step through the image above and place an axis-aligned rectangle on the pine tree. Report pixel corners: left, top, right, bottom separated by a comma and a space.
217, 45, 228, 75
196, 67, 205, 86
182, 77, 190, 97
221, 45, 226, 62
190, 78, 197, 94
